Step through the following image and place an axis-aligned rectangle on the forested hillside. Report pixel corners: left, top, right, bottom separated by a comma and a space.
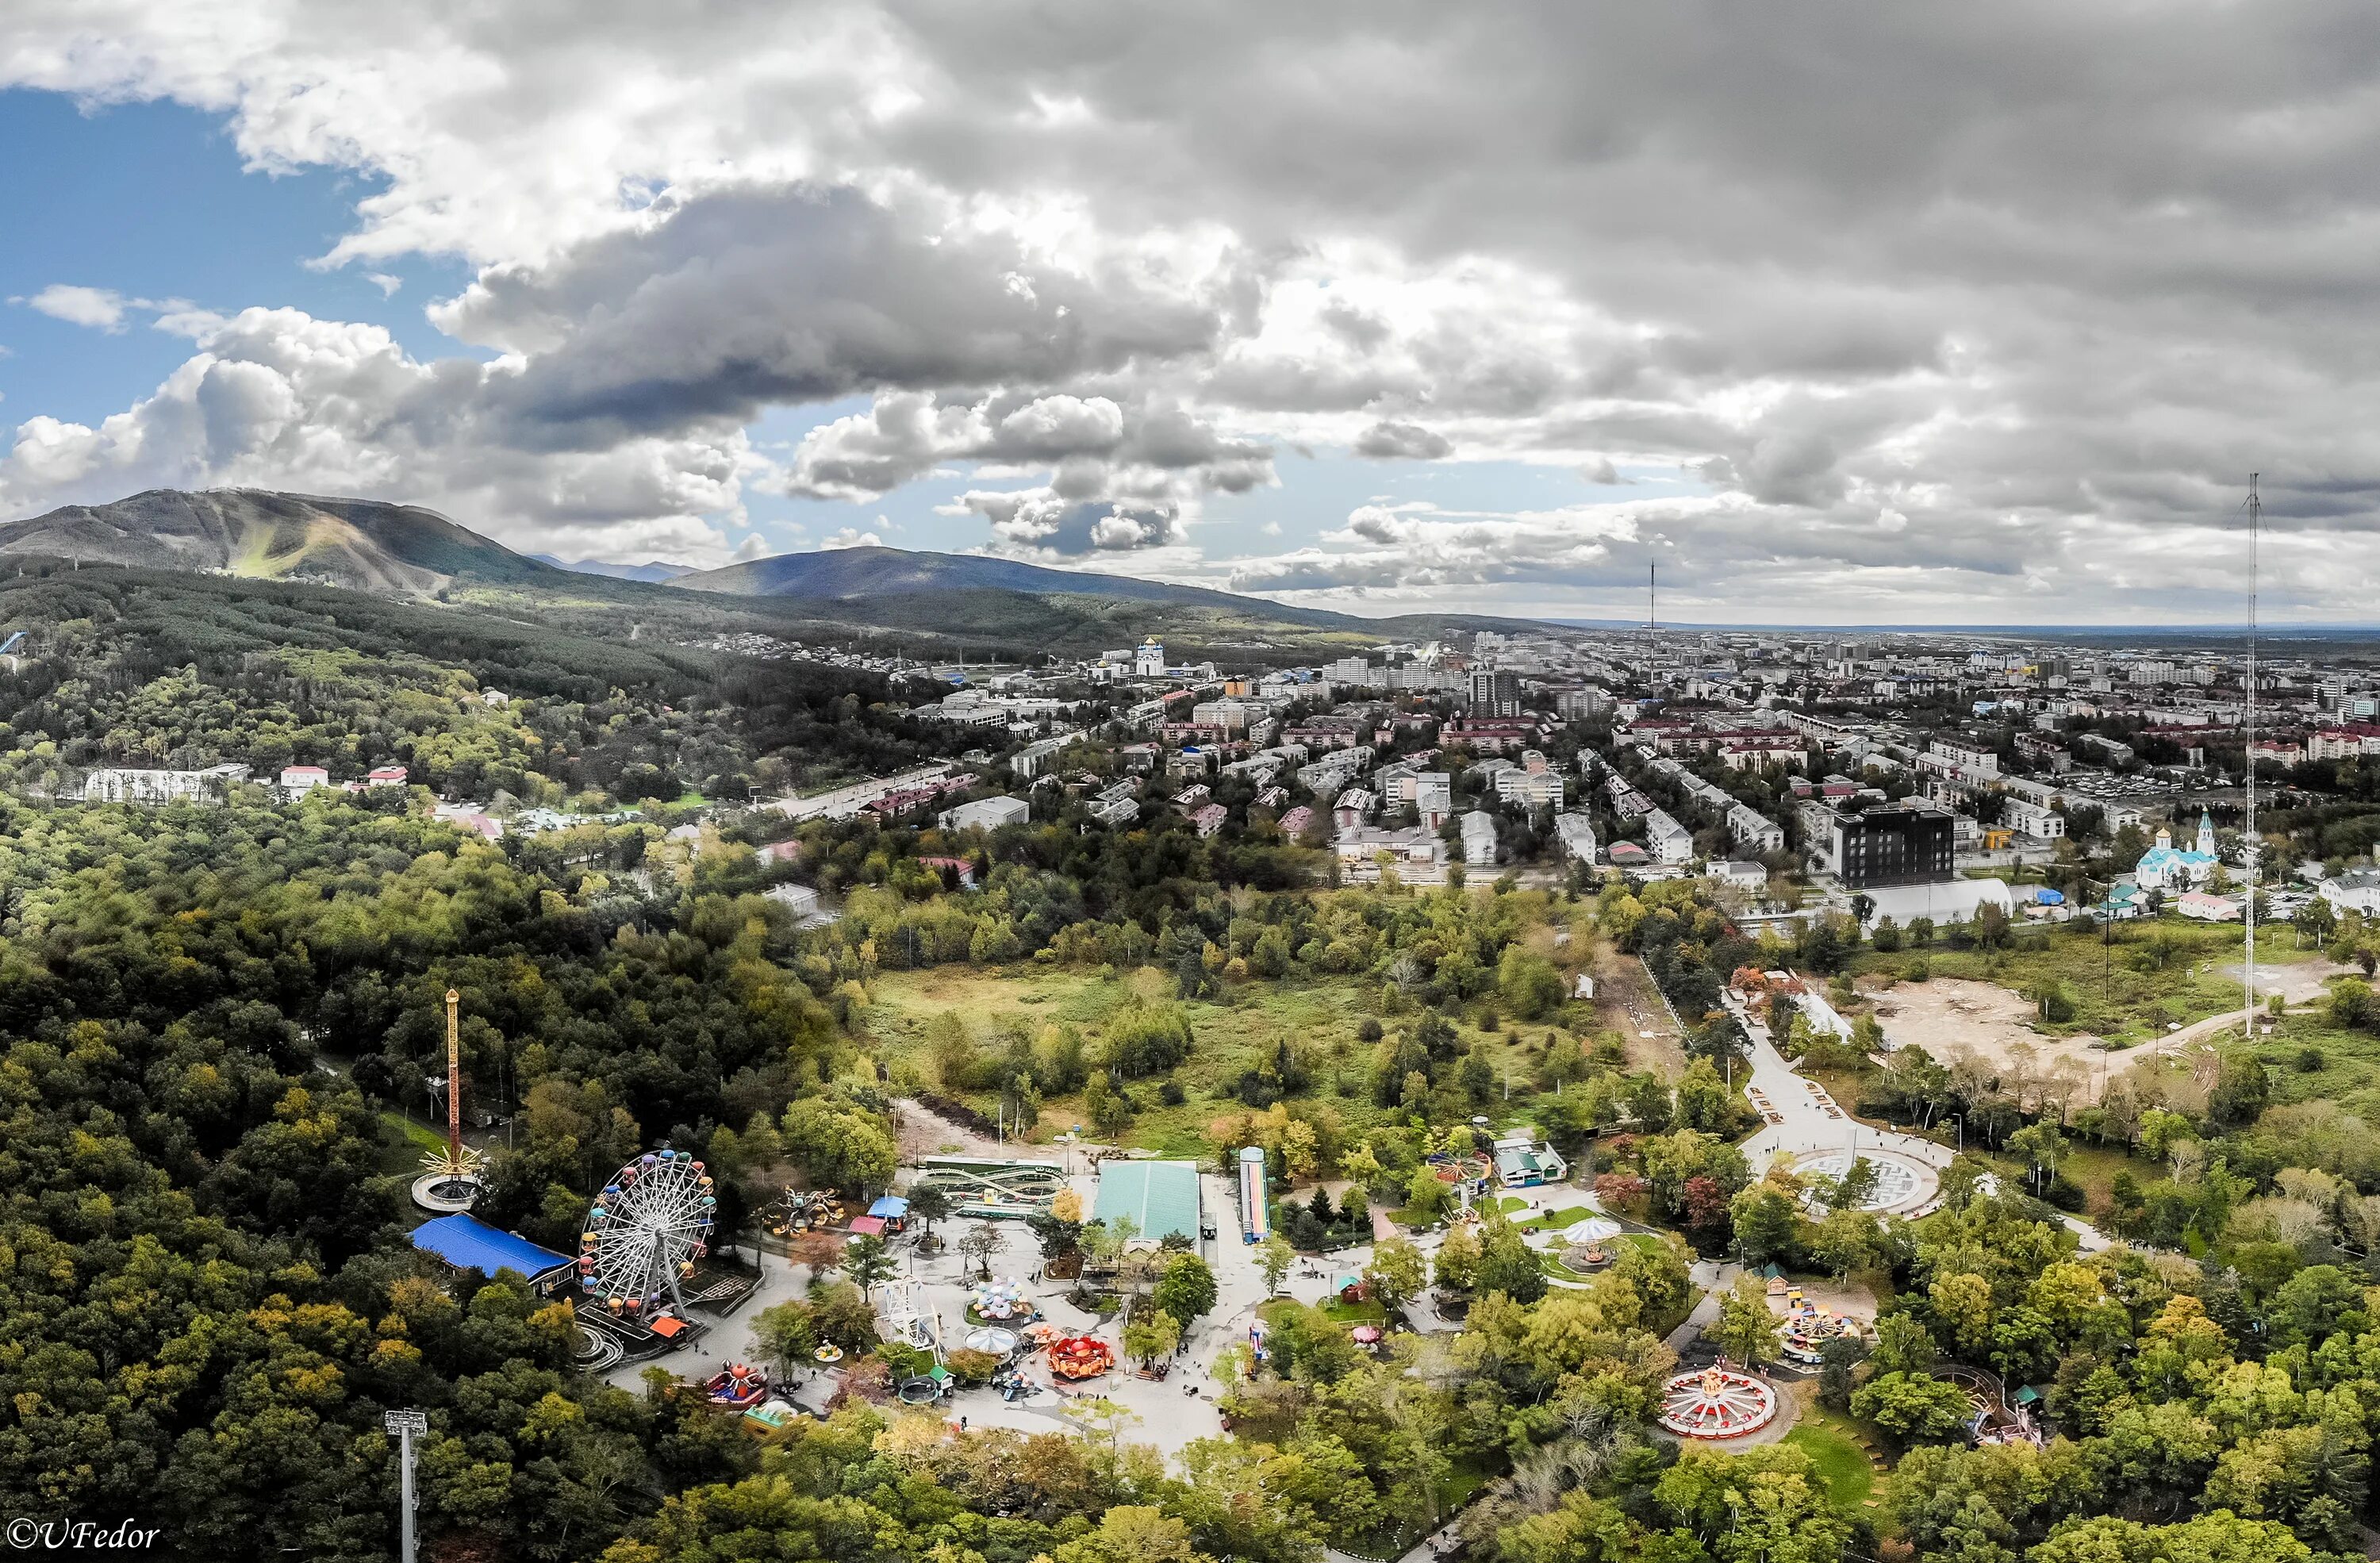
0, 563, 942, 801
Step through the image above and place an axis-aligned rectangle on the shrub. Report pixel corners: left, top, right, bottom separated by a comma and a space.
945, 1347, 999, 1384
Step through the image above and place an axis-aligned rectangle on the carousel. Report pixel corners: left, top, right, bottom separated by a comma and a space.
1560, 1217, 1625, 1271
1657, 1365, 1779, 1440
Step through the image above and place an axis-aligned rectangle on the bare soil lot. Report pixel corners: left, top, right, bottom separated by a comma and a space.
1865, 977, 2115, 1104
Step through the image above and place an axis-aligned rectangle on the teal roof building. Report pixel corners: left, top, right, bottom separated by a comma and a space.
1093, 1159, 1203, 1244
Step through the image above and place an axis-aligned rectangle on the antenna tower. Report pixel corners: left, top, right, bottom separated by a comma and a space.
2243, 477, 2259, 1041
1648, 560, 1657, 632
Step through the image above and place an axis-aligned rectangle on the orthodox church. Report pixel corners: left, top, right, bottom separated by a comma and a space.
2134, 810, 2221, 892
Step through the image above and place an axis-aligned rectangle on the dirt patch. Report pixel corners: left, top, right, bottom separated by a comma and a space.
1592, 950, 1685, 1074
1865, 977, 2114, 1105
2208, 959, 2351, 1005
896, 1096, 1106, 1163
1764, 1276, 1879, 1325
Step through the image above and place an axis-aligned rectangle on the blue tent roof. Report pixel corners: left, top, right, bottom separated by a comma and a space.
869, 1195, 910, 1219
411, 1213, 572, 1280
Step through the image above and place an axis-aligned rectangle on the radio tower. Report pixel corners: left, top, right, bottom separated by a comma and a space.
1647, 560, 1658, 632
2242, 476, 2260, 1042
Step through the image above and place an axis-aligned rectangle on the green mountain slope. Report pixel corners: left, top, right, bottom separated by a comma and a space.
0, 488, 562, 593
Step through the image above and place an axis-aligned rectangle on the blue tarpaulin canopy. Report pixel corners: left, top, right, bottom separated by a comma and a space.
411, 1213, 572, 1282
869, 1195, 910, 1219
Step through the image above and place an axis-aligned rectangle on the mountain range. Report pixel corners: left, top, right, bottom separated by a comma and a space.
0, 488, 1554, 649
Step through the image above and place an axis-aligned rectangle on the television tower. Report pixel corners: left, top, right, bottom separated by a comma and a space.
1647, 560, 1657, 632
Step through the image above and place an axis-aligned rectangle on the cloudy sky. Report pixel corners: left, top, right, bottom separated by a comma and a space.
2, 2, 2378, 624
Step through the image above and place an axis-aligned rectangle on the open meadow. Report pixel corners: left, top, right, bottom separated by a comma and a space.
860, 962, 1580, 1159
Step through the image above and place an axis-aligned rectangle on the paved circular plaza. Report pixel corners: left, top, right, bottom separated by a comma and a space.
1792, 1148, 1937, 1215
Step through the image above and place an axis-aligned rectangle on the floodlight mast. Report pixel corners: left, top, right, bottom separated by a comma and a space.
385, 1409, 428, 1563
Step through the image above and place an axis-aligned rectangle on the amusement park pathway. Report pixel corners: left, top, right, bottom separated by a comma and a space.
1667, 1260, 1738, 1354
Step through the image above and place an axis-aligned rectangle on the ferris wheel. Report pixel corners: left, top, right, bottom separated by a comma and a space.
578, 1150, 718, 1317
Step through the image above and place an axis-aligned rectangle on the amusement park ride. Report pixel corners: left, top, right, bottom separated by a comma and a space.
411, 989, 486, 1213
578, 1149, 720, 1319
1657, 1365, 1779, 1439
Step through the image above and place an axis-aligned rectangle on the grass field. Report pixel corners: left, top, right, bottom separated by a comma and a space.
382, 1109, 446, 1156
862, 965, 1572, 1158
1785, 1403, 1879, 1510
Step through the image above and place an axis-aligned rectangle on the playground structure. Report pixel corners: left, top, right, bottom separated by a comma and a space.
1046, 1334, 1115, 1381
908, 1156, 1066, 1220
964, 1326, 1019, 1355
1657, 1366, 1779, 1440
1940, 1365, 2047, 1448
580, 1149, 718, 1320
704, 1364, 770, 1411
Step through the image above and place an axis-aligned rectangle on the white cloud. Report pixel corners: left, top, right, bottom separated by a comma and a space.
0, 305, 757, 563
21, 284, 136, 332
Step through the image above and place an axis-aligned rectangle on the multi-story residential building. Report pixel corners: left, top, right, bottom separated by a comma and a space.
1467, 669, 1522, 718
1645, 808, 1695, 864
2002, 797, 2066, 839
1806, 801, 1954, 888
1554, 812, 1599, 863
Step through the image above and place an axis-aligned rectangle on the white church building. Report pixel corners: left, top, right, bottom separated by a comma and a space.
2133, 810, 2221, 892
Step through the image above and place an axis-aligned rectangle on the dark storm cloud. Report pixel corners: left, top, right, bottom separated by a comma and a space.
438, 183, 1226, 450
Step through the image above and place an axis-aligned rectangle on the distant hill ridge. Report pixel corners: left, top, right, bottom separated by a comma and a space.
0, 488, 1557, 643
533, 555, 697, 584
0, 488, 558, 593
674, 543, 1371, 627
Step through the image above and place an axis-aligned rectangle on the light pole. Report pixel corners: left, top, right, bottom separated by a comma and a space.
386, 1409, 428, 1563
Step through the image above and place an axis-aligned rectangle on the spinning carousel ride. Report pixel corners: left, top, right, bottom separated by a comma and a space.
1657, 1365, 1779, 1440
579, 1149, 717, 1318
1046, 1334, 1115, 1381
